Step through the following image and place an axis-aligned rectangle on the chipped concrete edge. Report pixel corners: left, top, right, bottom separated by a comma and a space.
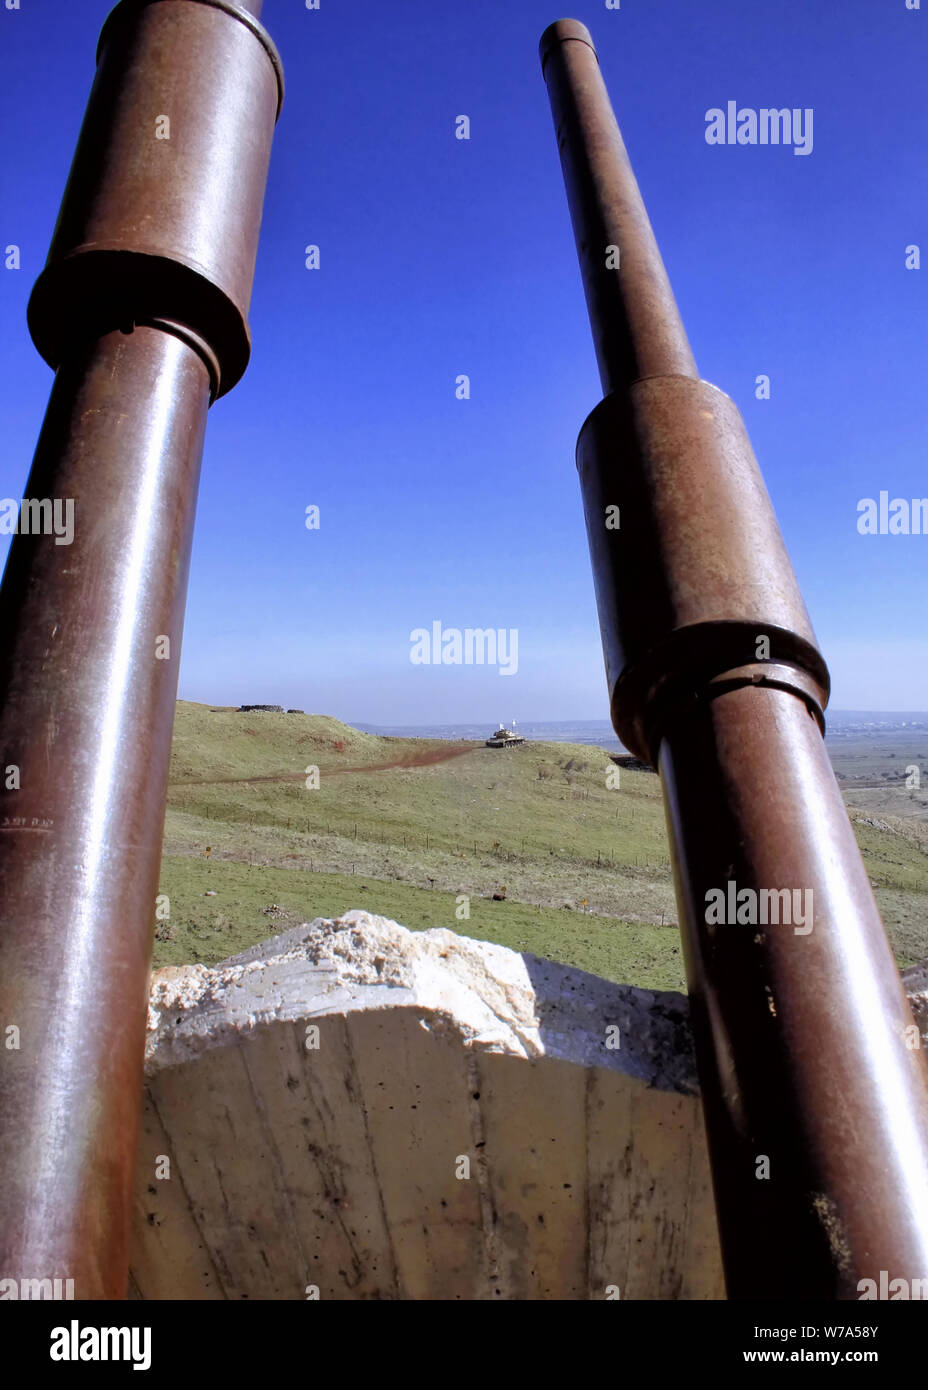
146, 909, 700, 1095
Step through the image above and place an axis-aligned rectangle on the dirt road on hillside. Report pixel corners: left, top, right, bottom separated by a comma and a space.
170, 742, 481, 787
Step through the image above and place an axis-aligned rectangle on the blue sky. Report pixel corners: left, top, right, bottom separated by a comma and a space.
1, 0, 926, 723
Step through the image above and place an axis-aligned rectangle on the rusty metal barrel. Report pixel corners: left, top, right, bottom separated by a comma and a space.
541, 18, 928, 1297
0, 0, 282, 1298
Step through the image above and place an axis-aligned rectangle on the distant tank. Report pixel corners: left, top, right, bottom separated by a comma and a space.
486, 720, 525, 748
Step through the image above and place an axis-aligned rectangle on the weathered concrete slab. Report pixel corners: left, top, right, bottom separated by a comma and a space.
130, 911, 725, 1299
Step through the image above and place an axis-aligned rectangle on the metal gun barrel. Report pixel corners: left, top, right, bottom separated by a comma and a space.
0, 0, 282, 1298
540, 17, 928, 1297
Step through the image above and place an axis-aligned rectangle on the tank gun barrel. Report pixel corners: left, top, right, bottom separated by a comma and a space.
540, 18, 928, 1298
0, 0, 283, 1298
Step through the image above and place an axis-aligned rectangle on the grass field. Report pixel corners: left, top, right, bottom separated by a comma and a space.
155, 701, 928, 985
156, 855, 685, 988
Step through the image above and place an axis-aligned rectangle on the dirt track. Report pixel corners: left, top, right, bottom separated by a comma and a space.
171, 742, 481, 787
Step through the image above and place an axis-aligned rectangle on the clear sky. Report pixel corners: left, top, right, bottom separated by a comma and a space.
1, 0, 926, 723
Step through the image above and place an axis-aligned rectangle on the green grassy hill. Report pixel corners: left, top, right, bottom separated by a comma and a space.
156, 701, 928, 987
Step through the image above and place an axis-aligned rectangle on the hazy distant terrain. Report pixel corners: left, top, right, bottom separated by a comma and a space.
827, 716, 928, 822
156, 702, 928, 987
